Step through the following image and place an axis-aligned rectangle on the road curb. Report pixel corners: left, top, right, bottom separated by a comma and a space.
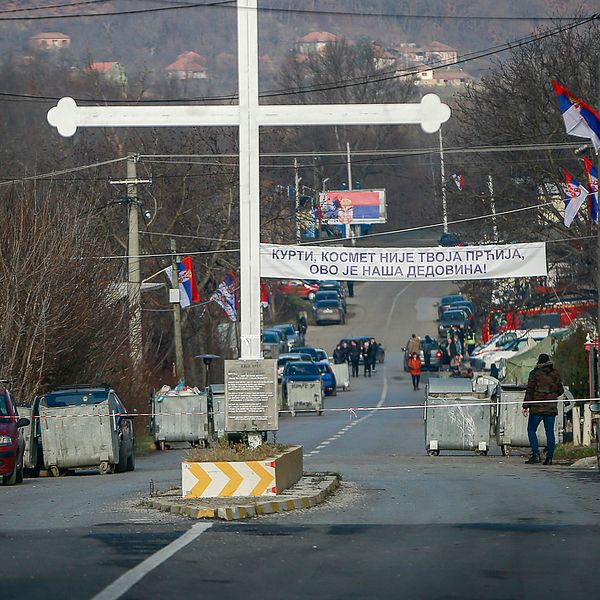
144, 473, 340, 521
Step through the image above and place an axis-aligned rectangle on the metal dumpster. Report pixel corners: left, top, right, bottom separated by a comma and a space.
332, 362, 350, 391
16, 404, 42, 476
38, 397, 120, 476
424, 378, 492, 456
495, 384, 567, 455
150, 386, 209, 450
287, 381, 323, 416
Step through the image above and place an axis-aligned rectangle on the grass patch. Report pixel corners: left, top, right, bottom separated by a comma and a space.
553, 444, 597, 461
186, 440, 290, 462
135, 432, 157, 456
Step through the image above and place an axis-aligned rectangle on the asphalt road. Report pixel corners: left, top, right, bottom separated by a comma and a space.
2, 276, 600, 600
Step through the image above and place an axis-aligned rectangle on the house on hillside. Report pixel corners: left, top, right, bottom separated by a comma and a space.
87, 62, 127, 85
371, 42, 396, 69
424, 41, 458, 66
295, 31, 339, 55
166, 51, 209, 80
431, 69, 473, 87
30, 32, 71, 51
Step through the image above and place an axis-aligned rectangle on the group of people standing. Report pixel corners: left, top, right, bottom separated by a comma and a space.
333, 338, 380, 378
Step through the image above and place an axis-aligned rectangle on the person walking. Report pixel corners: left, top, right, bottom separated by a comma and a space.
333, 343, 346, 365
522, 353, 564, 465
368, 337, 379, 374
466, 331, 477, 356
349, 340, 361, 378
406, 334, 421, 356
422, 335, 433, 371
407, 352, 422, 391
347, 281, 354, 297
362, 341, 372, 377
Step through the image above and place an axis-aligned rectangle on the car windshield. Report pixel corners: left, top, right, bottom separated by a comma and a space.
274, 325, 295, 336
286, 363, 319, 376
278, 356, 300, 367
316, 363, 329, 374
0, 392, 10, 418
316, 300, 339, 308
441, 311, 466, 324
294, 348, 318, 359
315, 292, 337, 300
262, 332, 279, 343
441, 295, 464, 305
44, 390, 109, 407
315, 350, 328, 361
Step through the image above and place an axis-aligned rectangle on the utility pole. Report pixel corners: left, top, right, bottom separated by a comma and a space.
487, 174, 499, 242
110, 154, 151, 366
170, 239, 185, 382
294, 158, 301, 241
439, 128, 448, 233
596, 58, 600, 392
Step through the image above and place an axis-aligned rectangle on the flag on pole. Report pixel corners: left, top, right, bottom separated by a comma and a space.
563, 170, 589, 227
552, 80, 600, 153
583, 156, 599, 223
211, 272, 237, 321
165, 256, 200, 308
260, 281, 270, 308
452, 173, 464, 190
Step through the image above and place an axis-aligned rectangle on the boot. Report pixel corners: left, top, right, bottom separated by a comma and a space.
525, 453, 541, 464
543, 457, 553, 465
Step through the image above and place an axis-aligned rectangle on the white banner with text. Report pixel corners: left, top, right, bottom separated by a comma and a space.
260, 242, 547, 281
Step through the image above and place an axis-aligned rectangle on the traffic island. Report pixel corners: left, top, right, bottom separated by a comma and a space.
144, 473, 340, 521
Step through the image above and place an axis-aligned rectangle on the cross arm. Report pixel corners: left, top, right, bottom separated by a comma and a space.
258, 94, 451, 133
47, 97, 241, 137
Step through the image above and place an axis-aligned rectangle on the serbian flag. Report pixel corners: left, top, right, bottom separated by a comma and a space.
452, 173, 464, 191
260, 280, 270, 308
552, 81, 600, 153
165, 256, 200, 308
583, 156, 599, 222
563, 170, 588, 228
211, 272, 237, 321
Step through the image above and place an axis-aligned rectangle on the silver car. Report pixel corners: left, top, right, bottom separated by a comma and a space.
314, 299, 345, 325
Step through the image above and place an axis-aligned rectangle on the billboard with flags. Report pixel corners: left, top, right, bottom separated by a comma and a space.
318, 189, 386, 225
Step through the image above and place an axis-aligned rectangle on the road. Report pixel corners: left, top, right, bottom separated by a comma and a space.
2, 276, 600, 600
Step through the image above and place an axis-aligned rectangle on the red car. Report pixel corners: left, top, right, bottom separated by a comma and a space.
275, 279, 319, 300
0, 386, 30, 485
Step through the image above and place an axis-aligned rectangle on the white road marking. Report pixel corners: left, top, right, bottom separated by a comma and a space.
91, 522, 212, 600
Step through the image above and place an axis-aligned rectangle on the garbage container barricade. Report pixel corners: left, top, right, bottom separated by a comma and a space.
16, 405, 40, 474
424, 378, 492, 456
150, 386, 209, 449
288, 381, 323, 416
39, 398, 120, 476
332, 363, 350, 391
495, 385, 567, 456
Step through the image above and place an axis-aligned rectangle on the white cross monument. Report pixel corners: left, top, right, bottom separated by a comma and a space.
47, 0, 451, 361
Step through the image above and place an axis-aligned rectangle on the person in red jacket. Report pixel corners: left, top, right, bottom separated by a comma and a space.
407, 352, 422, 391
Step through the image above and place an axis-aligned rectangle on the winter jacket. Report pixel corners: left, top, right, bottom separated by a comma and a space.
349, 346, 361, 364
406, 337, 421, 354
407, 356, 422, 376
522, 362, 564, 416
333, 347, 347, 364
367, 342, 379, 360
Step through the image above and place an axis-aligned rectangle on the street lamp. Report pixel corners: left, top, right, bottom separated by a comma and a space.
195, 354, 220, 389
322, 177, 330, 192
195, 354, 220, 439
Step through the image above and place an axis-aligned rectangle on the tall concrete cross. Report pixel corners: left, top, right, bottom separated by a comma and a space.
47, 0, 450, 360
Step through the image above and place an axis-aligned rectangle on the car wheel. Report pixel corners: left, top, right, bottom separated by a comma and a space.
115, 440, 128, 473
2, 463, 18, 485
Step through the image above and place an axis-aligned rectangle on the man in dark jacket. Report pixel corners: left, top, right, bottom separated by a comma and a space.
368, 337, 379, 373
349, 340, 361, 377
333, 344, 346, 365
522, 353, 564, 465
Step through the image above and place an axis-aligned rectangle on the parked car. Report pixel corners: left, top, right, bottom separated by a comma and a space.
449, 301, 475, 325
281, 361, 323, 401
314, 348, 329, 362
271, 323, 304, 349
438, 309, 469, 338
313, 290, 347, 313
263, 328, 287, 353
0, 385, 30, 485
470, 335, 546, 371
404, 339, 443, 372
315, 361, 337, 396
275, 279, 319, 300
277, 353, 308, 381
438, 294, 465, 318
438, 232, 465, 247
41, 386, 135, 473
471, 329, 547, 359
314, 299, 346, 325
292, 347, 320, 361
262, 330, 283, 359
318, 280, 346, 297
337, 337, 385, 364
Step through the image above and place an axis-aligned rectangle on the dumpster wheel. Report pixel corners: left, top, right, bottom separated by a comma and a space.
501, 445, 510, 456
154, 441, 166, 451
475, 450, 488, 456
427, 449, 440, 456
317, 409, 323, 416
49, 466, 60, 478
99, 461, 110, 475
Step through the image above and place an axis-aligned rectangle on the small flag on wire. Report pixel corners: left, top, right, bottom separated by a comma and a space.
260, 281, 270, 308
165, 256, 200, 308
211, 272, 237, 321
583, 156, 599, 223
563, 169, 588, 228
